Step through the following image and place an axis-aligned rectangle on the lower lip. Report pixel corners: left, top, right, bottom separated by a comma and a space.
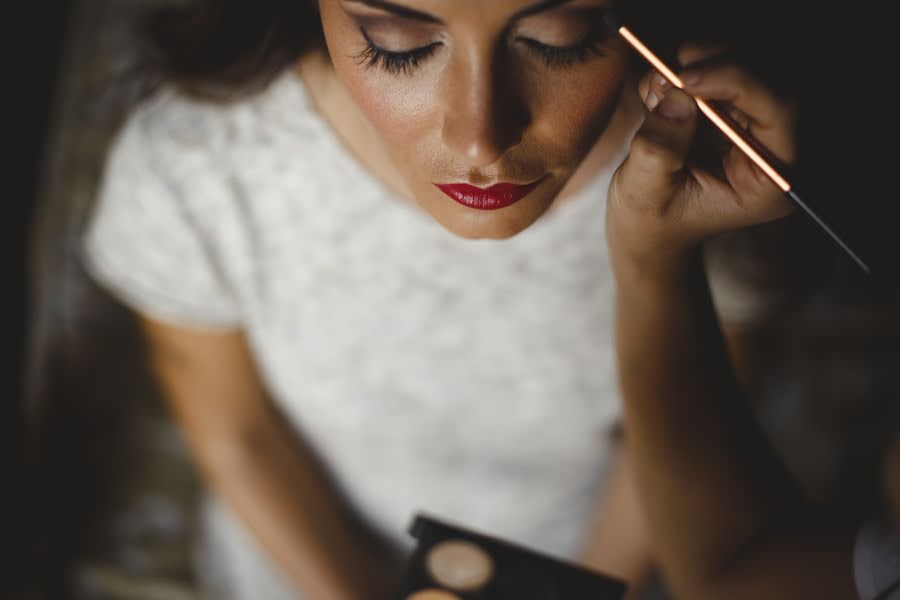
434, 178, 545, 211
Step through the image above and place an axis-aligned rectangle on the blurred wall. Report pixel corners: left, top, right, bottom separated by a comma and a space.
23, 0, 199, 598
4, 0, 74, 596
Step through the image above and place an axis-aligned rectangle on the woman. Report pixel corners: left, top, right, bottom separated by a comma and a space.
608, 45, 900, 599
83, 0, 660, 597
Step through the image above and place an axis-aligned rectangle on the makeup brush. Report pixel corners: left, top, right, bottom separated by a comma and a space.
604, 11, 871, 275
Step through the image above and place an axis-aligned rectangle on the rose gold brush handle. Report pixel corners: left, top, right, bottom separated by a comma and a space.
617, 26, 792, 191
611, 18, 871, 274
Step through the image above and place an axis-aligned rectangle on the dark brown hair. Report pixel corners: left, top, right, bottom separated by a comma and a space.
144, 0, 324, 101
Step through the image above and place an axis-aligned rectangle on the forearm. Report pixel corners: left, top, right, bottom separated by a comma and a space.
578, 447, 654, 598
606, 52, 859, 599
192, 408, 395, 600
613, 248, 801, 595
140, 322, 397, 599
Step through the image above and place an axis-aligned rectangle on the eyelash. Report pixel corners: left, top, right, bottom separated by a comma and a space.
356, 28, 442, 75
355, 27, 608, 75
517, 35, 606, 68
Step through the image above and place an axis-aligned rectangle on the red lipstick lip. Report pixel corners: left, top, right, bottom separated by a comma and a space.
434, 177, 546, 210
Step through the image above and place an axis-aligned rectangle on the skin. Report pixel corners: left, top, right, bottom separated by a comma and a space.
310, 0, 636, 239
140, 323, 403, 599
607, 42, 887, 599
142, 2, 657, 599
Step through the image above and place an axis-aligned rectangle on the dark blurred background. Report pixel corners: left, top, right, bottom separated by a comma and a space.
6, 1, 198, 598
4, 0, 897, 598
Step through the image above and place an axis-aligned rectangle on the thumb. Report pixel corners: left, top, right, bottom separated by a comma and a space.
616, 85, 699, 214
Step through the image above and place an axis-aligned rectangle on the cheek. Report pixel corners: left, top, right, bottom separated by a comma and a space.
529, 61, 628, 154
355, 77, 433, 150
332, 57, 438, 159
319, 2, 437, 157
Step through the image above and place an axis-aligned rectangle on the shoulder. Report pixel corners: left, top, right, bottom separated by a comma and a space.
118, 87, 244, 167
118, 70, 313, 170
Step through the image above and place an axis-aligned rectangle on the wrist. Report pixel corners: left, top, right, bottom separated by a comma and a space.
607, 220, 703, 291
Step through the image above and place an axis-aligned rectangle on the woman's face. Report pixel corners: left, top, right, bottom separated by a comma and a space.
317, 0, 629, 239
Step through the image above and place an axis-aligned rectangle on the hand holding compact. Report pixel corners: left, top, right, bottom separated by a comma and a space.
607, 44, 797, 280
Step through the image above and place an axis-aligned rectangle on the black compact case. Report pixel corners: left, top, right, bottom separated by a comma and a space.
397, 513, 627, 600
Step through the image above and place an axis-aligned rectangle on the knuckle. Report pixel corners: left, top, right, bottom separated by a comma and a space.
630, 134, 674, 172
733, 168, 786, 215
722, 64, 751, 98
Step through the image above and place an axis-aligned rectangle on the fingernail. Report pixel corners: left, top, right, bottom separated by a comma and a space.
653, 72, 669, 89
645, 88, 660, 111
656, 91, 691, 122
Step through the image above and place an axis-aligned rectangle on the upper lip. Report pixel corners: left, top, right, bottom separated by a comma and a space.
436, 178, 544, 190
443, 179, 539, 189
433, 176, 546, 210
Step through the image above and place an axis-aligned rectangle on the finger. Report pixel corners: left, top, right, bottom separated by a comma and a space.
640, 70, 672, 112
690, 150, 793, 226
619, 86, 699, 212
677, 165, 793, 237
637, 70, 654, 111
638, 68, 682, 116
676, 45, 760, 137
679, 63, 796, 162
724, 104, 752, 130
721, 147, 795, 221
677, 42, 729, 68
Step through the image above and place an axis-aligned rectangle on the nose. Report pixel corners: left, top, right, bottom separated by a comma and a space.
441, 48, 530, 169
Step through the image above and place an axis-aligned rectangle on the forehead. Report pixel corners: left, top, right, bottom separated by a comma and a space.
341, 0, 614, 23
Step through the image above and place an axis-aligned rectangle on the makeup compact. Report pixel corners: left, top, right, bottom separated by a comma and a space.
396, 513, 627, 600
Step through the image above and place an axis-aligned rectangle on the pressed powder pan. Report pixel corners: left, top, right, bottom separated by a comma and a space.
397, 514, 626, 600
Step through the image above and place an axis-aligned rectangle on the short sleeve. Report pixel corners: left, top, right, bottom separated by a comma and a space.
82, 103, 240, 329
854, 516, 900, 600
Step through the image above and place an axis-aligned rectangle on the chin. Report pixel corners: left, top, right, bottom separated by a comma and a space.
426, 204, 552, 240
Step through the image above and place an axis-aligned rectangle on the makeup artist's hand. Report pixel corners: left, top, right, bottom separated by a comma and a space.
607, 44, 797, 281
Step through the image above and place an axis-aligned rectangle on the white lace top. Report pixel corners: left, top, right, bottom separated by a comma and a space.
83, 71, 629, 597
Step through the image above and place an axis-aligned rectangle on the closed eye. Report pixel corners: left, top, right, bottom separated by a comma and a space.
353, 20, 613, 75
516, 34, 607, 68
355, 27, 443, 75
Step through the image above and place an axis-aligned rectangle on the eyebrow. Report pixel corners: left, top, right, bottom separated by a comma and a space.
344, 0, 579, 25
